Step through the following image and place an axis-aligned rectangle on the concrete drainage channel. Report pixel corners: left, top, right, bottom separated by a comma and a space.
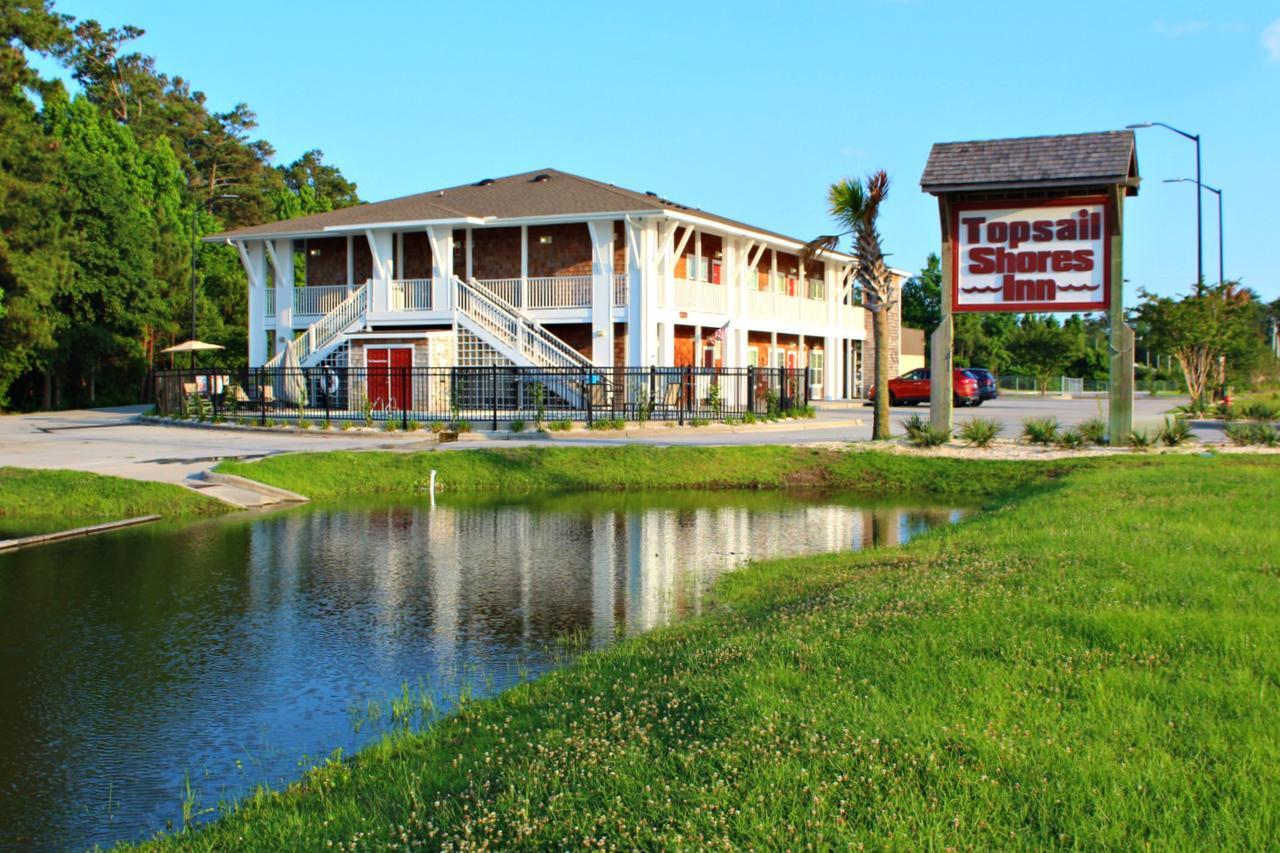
184, 470, 310, 509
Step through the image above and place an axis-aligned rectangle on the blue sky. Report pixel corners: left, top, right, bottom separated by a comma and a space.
39, 0, 1280, 303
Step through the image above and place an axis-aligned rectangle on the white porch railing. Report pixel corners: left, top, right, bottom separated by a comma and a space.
527, 275, 592, 309
294, 284, 356, 316
675, 278, 728, 314
475, 278, 521, 306
390, 278, 433, 310
613, 274, 627, 306
264, 288, 276, 316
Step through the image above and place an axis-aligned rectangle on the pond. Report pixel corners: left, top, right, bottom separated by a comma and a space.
0, 491, 969, 849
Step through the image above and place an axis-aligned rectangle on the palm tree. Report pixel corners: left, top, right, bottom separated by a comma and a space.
803, 171, 897, 440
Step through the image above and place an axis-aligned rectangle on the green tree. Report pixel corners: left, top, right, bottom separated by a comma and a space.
0, 0, 73, 407
901, 253, 941, 340
1135, 282, 1264, 403
1005, 316, 1074, 395
804, 171, 898, 439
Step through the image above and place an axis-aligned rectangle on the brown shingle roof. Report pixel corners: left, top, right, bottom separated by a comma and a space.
212, 168, 846, 255
920, 131, 1139, 195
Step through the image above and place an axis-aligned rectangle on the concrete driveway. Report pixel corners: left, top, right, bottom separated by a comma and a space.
0, 394, 1194, 482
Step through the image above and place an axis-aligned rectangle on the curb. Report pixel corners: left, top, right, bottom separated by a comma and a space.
198, 470, 310, 504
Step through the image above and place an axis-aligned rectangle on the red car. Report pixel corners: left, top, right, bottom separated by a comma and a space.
868, 368, 982, 407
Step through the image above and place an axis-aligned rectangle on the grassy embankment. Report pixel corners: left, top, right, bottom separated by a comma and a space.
0, 467, 227, 529
160, 449, 1280, 849
216, 445, 1081, 501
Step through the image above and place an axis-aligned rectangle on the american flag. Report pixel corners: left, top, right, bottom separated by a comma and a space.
709, 320, 730, 342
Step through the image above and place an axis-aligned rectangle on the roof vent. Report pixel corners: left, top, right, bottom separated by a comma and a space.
476, 178, 495, 186
531, 173, 551, 182
645, 191, 658, 197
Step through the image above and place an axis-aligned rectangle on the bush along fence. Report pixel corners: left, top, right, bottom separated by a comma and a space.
153, 366, 810, 429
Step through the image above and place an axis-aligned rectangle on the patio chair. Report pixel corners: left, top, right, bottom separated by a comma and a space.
181, 382, 213, 419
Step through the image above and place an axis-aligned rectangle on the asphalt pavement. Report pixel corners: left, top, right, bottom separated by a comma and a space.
0, 394, 1201, 503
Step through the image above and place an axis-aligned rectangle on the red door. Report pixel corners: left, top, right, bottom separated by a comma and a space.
367, 348, 413, 410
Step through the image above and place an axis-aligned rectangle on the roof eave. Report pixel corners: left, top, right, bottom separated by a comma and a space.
921, 176, 1141, 196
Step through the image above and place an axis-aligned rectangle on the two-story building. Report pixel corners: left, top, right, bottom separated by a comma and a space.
214, 169, 906, 402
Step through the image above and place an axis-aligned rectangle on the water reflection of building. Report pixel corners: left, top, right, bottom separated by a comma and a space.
247, 502, 957, 665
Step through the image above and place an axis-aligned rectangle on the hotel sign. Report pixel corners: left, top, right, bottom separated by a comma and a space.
952, 198, 1110, 313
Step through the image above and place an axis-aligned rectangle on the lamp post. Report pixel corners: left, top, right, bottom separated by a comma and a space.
1127, 122, 1203, 288
1163, 178, 1222, 287
189, 193, 240, 345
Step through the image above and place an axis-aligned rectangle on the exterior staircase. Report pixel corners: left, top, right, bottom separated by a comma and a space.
263, 278, 595, 401
454, 276, 593, 369
265, 282, 369, 368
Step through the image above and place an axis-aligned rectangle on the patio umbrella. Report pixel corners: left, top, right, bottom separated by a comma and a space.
275, 343, 308, 407
161, 340, 225, 369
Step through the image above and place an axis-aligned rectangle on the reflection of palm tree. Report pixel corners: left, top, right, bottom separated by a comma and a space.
804, 171, 898, 439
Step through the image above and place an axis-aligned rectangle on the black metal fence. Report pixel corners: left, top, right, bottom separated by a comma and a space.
154, 365, 810, 428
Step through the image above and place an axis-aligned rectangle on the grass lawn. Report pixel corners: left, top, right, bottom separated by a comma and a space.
0, 467, 228, 527
154, 450, 1280, 849
217, 445, 1084, 501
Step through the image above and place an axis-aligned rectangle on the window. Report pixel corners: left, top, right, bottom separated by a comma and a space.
809, 350, 824, 386
774, 349, 787, 370
807, 277, 825, 300
747, 349, 759, 367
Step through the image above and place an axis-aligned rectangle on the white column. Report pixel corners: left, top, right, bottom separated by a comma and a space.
587, 219, 615, 368
722, 238, 737, 370
236, 240, 270, 367
464, 227, 473, 280
268, 237, 294, 339
365, 229, 393, 314
625, 217, 650, 365
427, 226, 454, 310
345, 235, 354, 284
658, 220, 676, 366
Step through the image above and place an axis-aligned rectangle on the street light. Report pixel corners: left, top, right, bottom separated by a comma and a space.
190, 193, 240, 343
1163, 178, 1223, 287
1126, 121, 1203, 288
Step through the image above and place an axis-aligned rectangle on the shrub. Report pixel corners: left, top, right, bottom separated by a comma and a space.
1127, 429, 1154, 451
383, 419, 399, 432
340, 421, 353, 431
546, 419, 572, 432
1224, 422, 1254, 446
902, 413, 950, 448
1022, 416, 1059, 445
958, 417, 1002, 448
1156, 416, 1195, 447
785, 405, 816, 419
742, 412, 757, 425
429, 421, 445, 433
509, 419, 526, 433
1240, 400, 1280, 422
405, 420, 420, 432
451, 419, 472, 433
1054, 427, 1087, 450
297, 418, 311, 430
1078, 417, 1108, 445
689, 418, 710, 427
588, 418, 625, 431
1225, 421, 1280, 447
322, 418, 333, 431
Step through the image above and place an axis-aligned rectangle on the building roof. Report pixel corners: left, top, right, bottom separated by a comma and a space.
920, 131, 1139, 195
212, 168, 852, 257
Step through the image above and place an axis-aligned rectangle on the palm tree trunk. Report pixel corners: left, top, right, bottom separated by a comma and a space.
873, 305, 891, 440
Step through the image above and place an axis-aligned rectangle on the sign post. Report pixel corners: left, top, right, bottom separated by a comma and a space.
921, 132, 1140, 445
